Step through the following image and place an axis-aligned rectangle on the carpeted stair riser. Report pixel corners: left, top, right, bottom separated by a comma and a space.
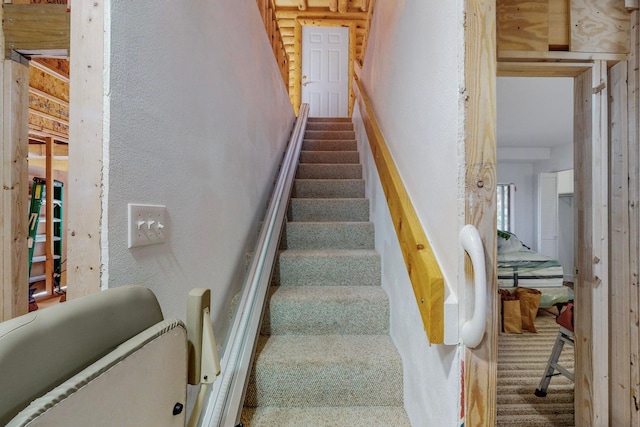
277, 249, 381, 286
296, 163, 362, 179
245, 335, 403, 407
261, 286, 389, 335
305, 122, 354, 131
299, 150, 360, 164
288, 198, 369, 222
302, 139, 357, 151
304, 130, 355, 140
292, 179, 365, 198
284, 222, 374, 250
241, 407, 410, 427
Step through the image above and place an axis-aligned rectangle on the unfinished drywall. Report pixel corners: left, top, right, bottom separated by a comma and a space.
106, 0, 295, 349
358, 1, 463, 424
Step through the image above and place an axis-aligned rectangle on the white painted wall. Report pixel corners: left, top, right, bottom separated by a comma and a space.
497, 162, 535, 247
106, 0, 295, 351
359, 1, 463, 425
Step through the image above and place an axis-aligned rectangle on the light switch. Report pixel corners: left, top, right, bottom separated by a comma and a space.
128, 204, 167, 248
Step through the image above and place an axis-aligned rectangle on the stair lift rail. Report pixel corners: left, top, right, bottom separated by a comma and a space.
197, 104, 310, 427
459, 224, 487, 348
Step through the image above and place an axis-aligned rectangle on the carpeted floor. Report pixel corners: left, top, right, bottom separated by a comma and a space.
497, 310, 575, 426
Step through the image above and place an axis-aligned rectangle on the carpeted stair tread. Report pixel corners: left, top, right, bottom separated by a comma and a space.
244, 118, 407, 421
278, 249, 380, 286
302, 139, 357, 151
299, 150, 360, 164
262, 286, 389, 335
304, 130, 355, 140
296, 163, 362, 179
241, 406, 411, 426
288, 198, 369, 222
305, 122, 354, 131
293, 179, 365, 198
245, 335, 403, 407
284, 221, 374, 250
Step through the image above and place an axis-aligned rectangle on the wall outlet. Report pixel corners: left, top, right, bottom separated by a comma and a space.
128, 204, 167, 248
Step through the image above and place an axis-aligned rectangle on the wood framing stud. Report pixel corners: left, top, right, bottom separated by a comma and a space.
297, 0, 307, 10
329, 0, 338, 12
338, 0, 348, 13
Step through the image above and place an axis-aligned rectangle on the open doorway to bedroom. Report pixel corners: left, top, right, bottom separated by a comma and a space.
496, 76, 575, 425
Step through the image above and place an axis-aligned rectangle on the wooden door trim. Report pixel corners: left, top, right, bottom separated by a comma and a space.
293, 18, 356, 116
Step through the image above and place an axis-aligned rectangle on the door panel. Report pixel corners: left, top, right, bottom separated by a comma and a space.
302, 26, 349, 117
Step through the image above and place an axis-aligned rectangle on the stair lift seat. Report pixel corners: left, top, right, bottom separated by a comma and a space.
0, 286, 188, 427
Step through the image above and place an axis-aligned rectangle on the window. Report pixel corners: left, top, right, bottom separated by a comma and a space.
497, 183, 516, 232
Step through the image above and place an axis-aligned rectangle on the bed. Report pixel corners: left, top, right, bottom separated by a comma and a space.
497, 231, 573, 308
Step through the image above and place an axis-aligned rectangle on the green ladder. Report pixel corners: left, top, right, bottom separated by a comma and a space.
27, 178, 64, 301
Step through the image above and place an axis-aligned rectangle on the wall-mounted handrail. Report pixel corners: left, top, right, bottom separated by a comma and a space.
197, 104, 309, 427
459, 224, 487, 348
352, 63, 444, 344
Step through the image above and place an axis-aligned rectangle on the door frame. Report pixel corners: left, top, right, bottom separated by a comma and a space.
464, 1, 617, 424
293, 18, 356, 116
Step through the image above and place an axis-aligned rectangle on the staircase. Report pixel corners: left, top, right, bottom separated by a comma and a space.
241, 118, 411, 426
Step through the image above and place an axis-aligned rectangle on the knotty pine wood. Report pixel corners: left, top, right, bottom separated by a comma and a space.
464, 0, 497, 426
352, 70, 444, 344
609, 60, 631, 427
1, 60, 30, 321
66, 0, 103, 300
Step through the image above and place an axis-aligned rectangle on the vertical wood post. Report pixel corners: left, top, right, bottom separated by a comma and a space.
45, 136, 54, 296
67, 0, 104, 299
464, 0, 497, 425
1, 57, 29, 320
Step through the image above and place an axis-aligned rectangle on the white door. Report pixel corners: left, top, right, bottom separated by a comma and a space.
301, 26, 349, 117
538, 172, 559, 258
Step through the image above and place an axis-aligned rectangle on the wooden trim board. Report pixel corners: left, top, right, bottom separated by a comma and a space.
1, 59, 29, 321
66, 0, 103, 299
352, 69, 444, 344
464, 0, 498, 426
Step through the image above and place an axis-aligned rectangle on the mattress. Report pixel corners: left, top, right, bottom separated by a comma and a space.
497, 249, 564, 289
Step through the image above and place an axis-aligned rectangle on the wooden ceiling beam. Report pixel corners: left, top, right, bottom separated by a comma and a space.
3, 4, 70, 59
276, 10, 367, 19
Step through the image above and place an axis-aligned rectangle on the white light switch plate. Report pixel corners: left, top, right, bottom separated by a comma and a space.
128, 204, 167, 248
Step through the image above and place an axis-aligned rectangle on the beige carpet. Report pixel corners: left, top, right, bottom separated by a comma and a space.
497, 310, 575, 426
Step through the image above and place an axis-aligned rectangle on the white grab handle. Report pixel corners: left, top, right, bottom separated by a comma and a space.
459, 224, 487, 348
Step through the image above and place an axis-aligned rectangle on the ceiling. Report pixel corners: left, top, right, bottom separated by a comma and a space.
497, 77, 574, 149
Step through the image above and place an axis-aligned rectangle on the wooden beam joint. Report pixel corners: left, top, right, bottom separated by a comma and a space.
3, 4, 70, 59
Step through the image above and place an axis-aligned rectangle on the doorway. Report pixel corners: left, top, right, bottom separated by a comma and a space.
496, 76, 575, 425
301, 25, 350, 117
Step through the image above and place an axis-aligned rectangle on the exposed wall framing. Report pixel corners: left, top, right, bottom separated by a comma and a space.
1, 58, 29, 321
66, 0, 102, 299
464, 0, 498, 425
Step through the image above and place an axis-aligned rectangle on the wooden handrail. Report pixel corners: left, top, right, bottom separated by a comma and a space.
353, 65, 444, 344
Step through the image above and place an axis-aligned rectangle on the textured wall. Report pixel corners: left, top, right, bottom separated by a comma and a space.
357, 1, 464, 425
107, 0, 295, 349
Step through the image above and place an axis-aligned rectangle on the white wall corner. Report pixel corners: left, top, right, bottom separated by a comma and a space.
444, 290, 459, 345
